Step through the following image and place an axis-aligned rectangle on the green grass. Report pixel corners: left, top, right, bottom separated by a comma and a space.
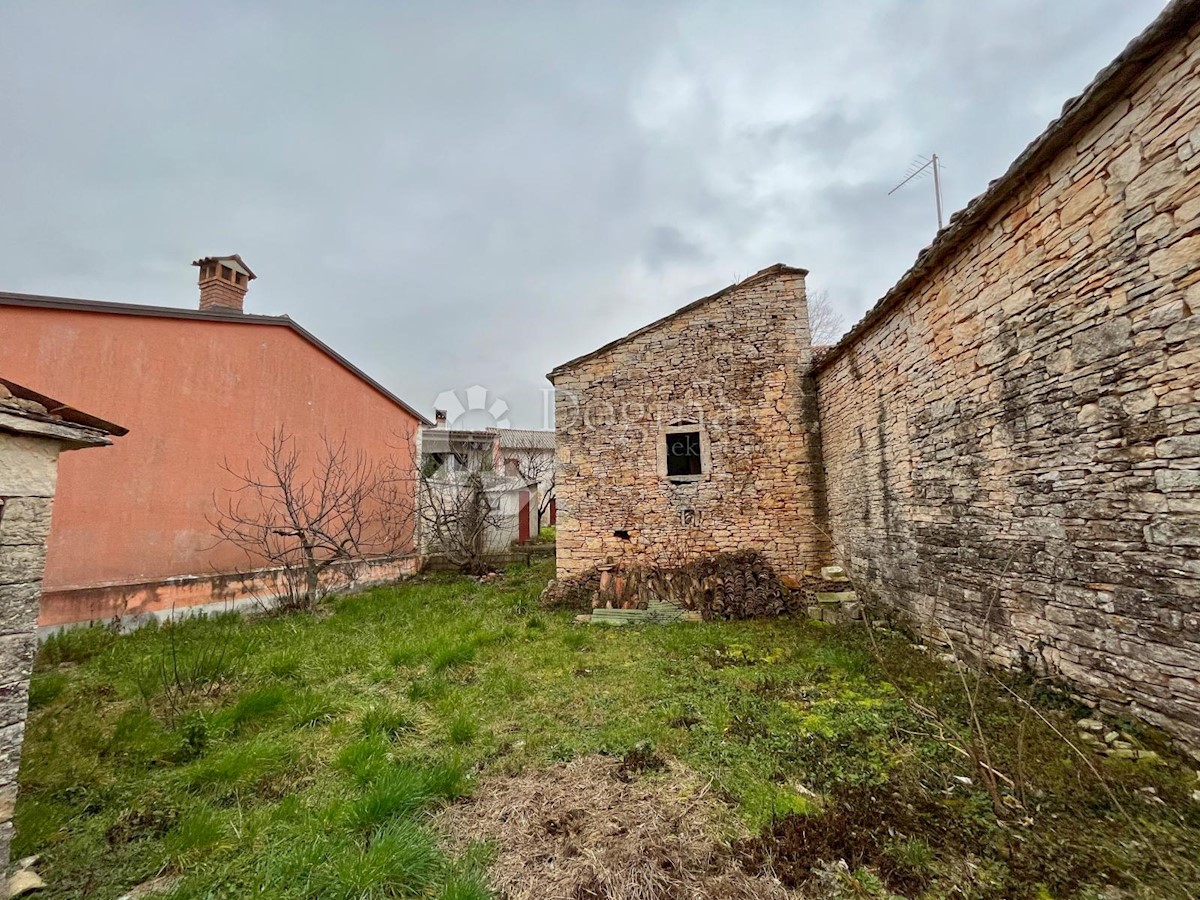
14, 559, 1200, 899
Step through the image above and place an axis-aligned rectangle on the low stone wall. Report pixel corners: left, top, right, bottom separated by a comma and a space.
815, 20, 1200, 752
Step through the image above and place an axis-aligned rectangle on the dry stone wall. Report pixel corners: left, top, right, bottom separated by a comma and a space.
551, 266, 828, 582
816, 23, 1200, 751
0, 434, 60, 869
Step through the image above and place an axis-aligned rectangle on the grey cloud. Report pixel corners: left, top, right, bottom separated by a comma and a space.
643, 225, 711, 271
0, 0, 1169, 426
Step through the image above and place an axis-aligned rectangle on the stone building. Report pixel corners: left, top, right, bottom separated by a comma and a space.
0, 380, 123, 869
550, 0, 1200, 752
548, 264, 827, 582
816, 0, 1200, 750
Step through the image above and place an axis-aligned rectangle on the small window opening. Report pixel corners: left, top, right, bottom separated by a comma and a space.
221, 264, 234, 281
665, 431, 702, 477
613, 529, 630, 540
236, 272, 247, 287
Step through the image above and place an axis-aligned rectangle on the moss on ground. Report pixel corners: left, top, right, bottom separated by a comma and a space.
14, 560, 1200, 898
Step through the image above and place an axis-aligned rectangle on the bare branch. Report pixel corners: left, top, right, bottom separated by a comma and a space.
209, 425, 418, 611
807, 289, 846, 345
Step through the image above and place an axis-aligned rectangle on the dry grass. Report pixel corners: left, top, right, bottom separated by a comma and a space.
435, 754, 797, 900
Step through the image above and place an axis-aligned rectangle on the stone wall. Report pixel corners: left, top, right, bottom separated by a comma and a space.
0, 434, 61, 869
551, 265, 828, 582
815, 22, 1200, 750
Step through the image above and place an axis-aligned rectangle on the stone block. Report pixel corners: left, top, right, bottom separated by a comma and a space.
1144, 516, 1200, 547
1071, 317, 1132, 366
816, 591, 858, 604
0, 782, 15, 822
0, 721, 27, 780
1155, 436, 1200, 458
0, 634, 35, 690
0, 498, 53, 547
0, 582, 40, 636
0, 680, 29, 731
0, 435, 60, 497
0, 820, 12, 878
0, 543, 47, 587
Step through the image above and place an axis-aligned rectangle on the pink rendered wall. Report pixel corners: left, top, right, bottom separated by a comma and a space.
1, 306, 420, 620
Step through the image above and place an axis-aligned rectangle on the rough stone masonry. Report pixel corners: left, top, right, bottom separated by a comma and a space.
815, 3, 1200, 750
549, 265, 828, 584
0, 386, 117, 870
550, 0, 1200, 754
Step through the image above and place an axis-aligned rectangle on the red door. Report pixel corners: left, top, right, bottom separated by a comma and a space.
518, 490, 531, 544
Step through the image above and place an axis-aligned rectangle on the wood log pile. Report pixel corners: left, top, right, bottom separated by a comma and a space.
544, 551, 841, 623
539, 567, 602, 611
634, 550, 792, 621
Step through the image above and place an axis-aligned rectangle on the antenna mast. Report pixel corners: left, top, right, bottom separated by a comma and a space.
889, 153, 945, 230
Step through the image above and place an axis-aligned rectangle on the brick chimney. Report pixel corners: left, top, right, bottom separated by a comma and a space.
192, 254, 255, 313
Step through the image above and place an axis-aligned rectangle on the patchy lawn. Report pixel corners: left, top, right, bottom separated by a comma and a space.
14, 560, 1200, 899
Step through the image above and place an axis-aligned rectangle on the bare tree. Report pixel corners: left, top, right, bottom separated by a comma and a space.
499, 431, 557, 532
419, 470, 503, 575
211, 428, 417, 611
808, 288, 846, 345
419, 430, 506, 575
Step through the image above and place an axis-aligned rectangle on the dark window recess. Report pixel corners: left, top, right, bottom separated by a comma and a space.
613, 529, 630, 540
665, 431, 702, 477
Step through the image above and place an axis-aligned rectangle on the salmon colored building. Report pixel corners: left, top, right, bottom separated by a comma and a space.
0, 255, 430, 629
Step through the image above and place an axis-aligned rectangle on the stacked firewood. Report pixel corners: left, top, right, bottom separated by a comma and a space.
636, 550, 789, 621
539, 568, 602, 611
545, 551, 798, 621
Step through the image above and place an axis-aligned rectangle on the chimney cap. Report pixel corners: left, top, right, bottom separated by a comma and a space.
192, 254, 256, 280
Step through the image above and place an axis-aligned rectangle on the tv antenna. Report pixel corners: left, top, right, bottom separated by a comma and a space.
889, 153, 944, 230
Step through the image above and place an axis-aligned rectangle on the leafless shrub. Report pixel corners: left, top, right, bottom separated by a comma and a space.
808, 289, 846, 345
420, 470, 505, 576
499, 431, 557, 531
419, 430, 506, 575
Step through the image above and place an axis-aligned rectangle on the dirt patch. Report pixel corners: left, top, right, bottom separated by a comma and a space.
435, 754, 797, 900
105, 803, 177, 846
735, 784, 944, 897
614, 741, 666, 782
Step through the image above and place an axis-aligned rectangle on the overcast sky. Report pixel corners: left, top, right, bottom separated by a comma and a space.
0, 0, 1167, 428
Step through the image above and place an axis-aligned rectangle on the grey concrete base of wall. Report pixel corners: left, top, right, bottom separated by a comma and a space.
36, 556, 421, 637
